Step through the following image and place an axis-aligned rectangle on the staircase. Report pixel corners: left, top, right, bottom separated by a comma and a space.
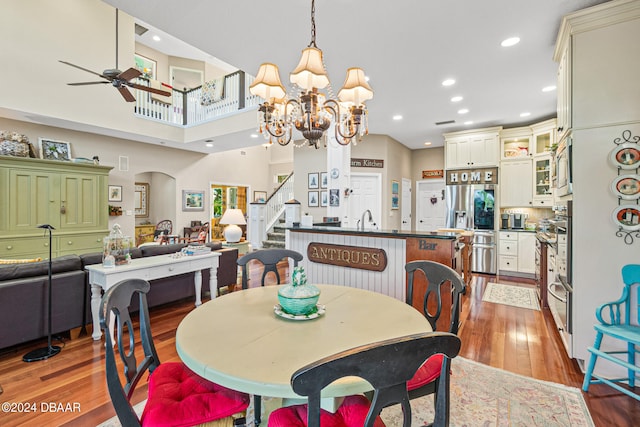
262, 220, 286, 249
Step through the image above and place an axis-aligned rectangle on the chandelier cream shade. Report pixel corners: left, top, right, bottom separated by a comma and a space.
249, 0, 373, 149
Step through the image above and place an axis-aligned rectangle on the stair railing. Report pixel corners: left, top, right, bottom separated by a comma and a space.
248, 173, 294, 249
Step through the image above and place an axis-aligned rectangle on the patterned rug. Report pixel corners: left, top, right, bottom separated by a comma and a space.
98, 358, 593, 427
482, 282, 541, 310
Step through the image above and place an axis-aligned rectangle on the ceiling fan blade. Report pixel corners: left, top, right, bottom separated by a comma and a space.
59, 60, 107, 79
118, 67, 142, 81
68, 81, 110, 86
130, 83, 172, 97
117, 86, 136, 102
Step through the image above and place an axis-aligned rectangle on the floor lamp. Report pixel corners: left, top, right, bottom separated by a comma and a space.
23, 224, 61, 362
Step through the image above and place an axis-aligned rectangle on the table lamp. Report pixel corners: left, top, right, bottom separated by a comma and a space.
220, 209, 246, 243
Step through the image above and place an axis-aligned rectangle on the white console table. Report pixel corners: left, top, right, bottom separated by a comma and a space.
85, 252, 220, 341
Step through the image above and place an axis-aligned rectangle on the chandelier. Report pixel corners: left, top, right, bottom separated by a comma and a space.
249, 0, 373, 149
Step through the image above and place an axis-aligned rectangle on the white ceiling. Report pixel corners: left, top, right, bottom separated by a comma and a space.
105, 0, 608, 151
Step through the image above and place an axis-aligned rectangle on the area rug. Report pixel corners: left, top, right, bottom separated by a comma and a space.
97, 358, 593, 427
482, 282, 540, 310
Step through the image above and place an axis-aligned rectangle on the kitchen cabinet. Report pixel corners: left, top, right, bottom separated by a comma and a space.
136, 225, 156, 246
498, 231, 535, 276
444, 127, 501, 169
500, 127, 532, 160
0, 156, 112, 259
533, 154, 553, 207
500, 159, 533, 207
531, 119, 556, 156
556, 45, 571, 141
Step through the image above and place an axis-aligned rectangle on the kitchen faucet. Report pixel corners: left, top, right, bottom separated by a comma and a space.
358, 209, 373, 231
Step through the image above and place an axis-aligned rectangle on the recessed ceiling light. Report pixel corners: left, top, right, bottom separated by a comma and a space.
205, 143, 213, 147
451, 96, 463, 102
464, 121, 474, 125
542, 85, 557, 92
250, 134, 258, 138
424, 142, 432, 146
392, 115, 403, 121
501, 37, 520, 47
365, 76, 370, 82
152, 35, 161, 42
520, 112, 531, 117
457, 108, 469, 115
442, 79, 456, 87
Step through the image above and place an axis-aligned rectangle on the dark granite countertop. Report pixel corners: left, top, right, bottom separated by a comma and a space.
287, 226, 459, 240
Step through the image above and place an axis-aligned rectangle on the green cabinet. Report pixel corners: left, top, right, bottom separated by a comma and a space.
0, 156, 112, 259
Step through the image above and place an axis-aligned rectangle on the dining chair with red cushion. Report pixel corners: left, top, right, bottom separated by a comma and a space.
268, 331, 461, 427
404, 261, 466, 405
100, 278, 250, 427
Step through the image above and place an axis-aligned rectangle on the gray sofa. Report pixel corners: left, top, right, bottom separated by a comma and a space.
0, 242, 238, 351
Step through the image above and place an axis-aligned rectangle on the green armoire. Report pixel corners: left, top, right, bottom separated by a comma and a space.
0, 156, 113, 259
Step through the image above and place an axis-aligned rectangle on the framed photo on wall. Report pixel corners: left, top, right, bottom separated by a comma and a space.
182, 190, 205, 211
254, 191, 267, 203
39, 138, 71, 161
320, 190, 328, 207
329, 189, 340, 207
308, 191, 319, 207
320, 172, 328, 188
391, 180, 399, 210
134, 53, 156, 80
308, 172, 319, 189
108, 185, 122, 202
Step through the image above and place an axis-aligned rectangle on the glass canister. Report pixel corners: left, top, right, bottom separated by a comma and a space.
102, 224, 132, 267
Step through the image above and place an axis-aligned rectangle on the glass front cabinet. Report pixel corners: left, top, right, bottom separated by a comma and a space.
533, 154, 552, 206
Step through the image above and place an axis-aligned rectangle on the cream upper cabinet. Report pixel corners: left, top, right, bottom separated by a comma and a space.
555, 45, 571, 141
530, 118, 556, 156
444, 127, 501, 169
500, 126, 532, 160
532, 154, 553, 207
500, 159, 533, 207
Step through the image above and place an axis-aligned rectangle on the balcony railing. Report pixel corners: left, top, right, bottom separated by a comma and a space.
133, 70, 262, 127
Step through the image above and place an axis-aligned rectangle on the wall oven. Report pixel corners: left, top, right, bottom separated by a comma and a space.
547, 201, 573, 357
555, 136, 573, 197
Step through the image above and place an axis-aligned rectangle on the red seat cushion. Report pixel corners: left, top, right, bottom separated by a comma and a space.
407, 354, 444, 390
141, 362, 250, 427
268, 395, 386, 427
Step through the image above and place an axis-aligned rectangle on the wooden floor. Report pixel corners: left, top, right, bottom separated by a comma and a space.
0, 270, 638, 426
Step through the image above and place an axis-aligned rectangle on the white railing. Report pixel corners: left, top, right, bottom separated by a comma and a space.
133, 71, 261, 127
248, 173, 294, 249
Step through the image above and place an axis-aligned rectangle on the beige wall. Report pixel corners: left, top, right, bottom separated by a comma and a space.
0, 117, 273, 238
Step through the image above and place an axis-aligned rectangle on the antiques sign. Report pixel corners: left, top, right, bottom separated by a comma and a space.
350, 158, 384, 168
307, 242, 387, 271
446, 167, 499, 185
422, 169, 444, 179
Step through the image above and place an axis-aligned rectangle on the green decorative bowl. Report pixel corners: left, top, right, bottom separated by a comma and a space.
277, 284, 320, 315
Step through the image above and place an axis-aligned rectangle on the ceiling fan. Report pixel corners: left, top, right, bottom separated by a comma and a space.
59, 9, 171, 102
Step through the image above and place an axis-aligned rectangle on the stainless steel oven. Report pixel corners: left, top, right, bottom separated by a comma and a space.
547, 200, 573, 356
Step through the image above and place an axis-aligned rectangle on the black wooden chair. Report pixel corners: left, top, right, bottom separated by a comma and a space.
237, 248, 303, 290
100, 278, 249, 427
236, 248, 303, 425
404, 261, 466, 404
268, 331, 462, 427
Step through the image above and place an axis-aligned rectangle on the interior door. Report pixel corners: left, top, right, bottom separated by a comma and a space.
348, 173, 381, 230
401, 178, 412, 231
416, 179, 446, 231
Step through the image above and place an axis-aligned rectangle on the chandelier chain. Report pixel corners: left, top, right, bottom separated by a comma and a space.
309, 0, 317, 48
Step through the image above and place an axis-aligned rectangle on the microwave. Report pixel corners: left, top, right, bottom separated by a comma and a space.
555, 136, 572, 196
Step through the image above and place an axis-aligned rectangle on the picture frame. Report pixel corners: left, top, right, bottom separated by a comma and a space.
134, 182, 149, 218
308, 191, 319, 207
182, 190, 205, 211
391, 180, 399, 210
108, 185, 122, 202
329, 189, 340, 207
134, 53, 156, 80
308, 172, 319, 189
320, 190, 328, 207
320, 172, 328, 189
39, 138, 71, 161
254, 190, 267, 203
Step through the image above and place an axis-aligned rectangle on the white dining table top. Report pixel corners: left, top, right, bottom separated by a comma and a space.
176, 284, 431, 399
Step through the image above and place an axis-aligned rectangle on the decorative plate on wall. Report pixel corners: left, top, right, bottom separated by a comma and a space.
611, 175, 640, 200
611, 205, 640, 231
609, 143, 640, 170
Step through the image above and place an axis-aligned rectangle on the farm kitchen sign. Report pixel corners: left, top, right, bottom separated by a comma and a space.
307, 242, 387, 271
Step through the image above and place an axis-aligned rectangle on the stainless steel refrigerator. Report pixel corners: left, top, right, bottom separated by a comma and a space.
445, 184, 497, 274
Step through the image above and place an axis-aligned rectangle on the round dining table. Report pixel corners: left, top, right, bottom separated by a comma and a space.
176, 284, 431, 403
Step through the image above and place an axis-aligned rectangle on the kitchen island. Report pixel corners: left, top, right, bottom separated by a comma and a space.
286, 226, 463, 325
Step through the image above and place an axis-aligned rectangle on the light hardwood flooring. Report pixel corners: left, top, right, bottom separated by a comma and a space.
0, 269, 638, 426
